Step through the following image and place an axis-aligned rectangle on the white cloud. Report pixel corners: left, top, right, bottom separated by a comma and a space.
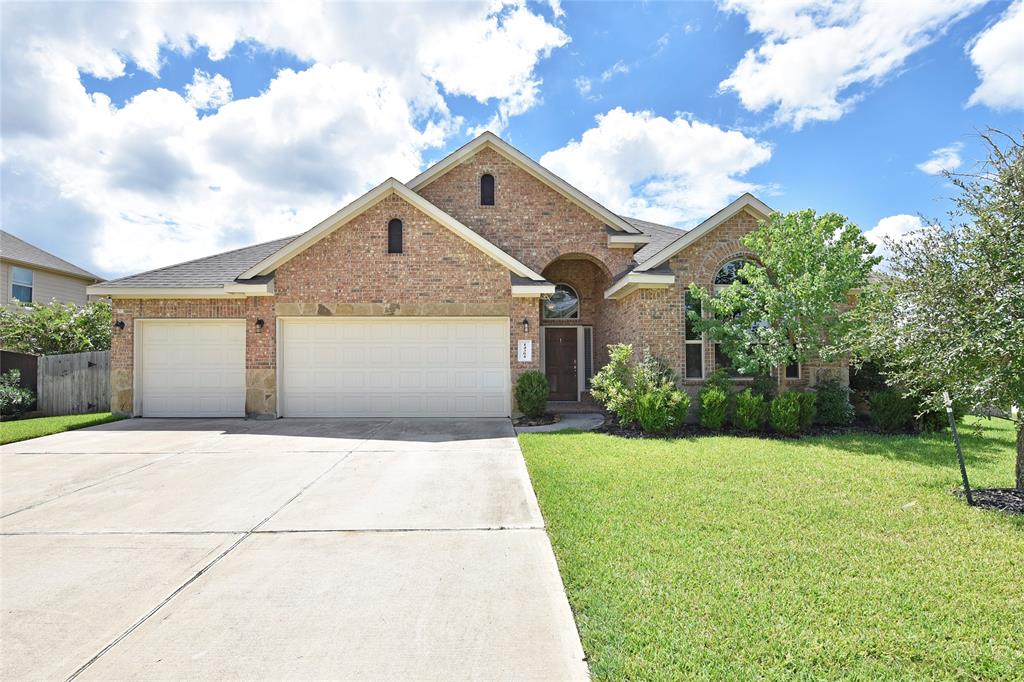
966, 0, 1024, 110
917, 143, 962, 175
862, 214, 925, 266
539, 107, 772, 226
718, 0, 986, 129
601, 60, 630, 81
575, 76, 594, 98
185, 69, 233, 111
0, 1, 568, 277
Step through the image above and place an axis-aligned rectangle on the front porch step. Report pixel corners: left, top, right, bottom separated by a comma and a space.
546, 394, 603, 414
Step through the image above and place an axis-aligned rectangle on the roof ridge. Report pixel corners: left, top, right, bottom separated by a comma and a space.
99, 233, 299, 285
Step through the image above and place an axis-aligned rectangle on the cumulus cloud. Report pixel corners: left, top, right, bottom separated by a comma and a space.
862, 214, 926, 267
185, 69, 233, 110
917, 143, 962, 175
966, 0, 1024, 110
718, 0, 986, 129
0, 1, 568, 277
539, 107, 772, 226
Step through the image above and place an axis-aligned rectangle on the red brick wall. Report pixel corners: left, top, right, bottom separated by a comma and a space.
416, 146, 633, 276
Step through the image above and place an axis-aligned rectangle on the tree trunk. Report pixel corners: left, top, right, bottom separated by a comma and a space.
1016, 418, 1024, 491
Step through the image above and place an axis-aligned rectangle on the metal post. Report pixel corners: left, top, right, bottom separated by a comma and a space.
944, 391, 973, 506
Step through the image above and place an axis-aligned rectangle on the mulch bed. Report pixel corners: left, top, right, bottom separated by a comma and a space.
955, 488, 1024, 516
596, 416, 889, 441
513, 413, 561, 427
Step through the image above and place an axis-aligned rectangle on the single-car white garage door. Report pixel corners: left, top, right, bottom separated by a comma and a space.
138, 320, 245, 417
280, 317, 510, 417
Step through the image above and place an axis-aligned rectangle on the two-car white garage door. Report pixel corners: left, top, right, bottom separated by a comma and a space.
136, 318, 510, 418
279, 318, 510, 417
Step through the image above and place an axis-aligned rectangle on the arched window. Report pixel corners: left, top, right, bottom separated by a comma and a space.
714, 259, 753, 289
542, 283, 579, 320
387, 218, 403, 254
480, 173, 495, 206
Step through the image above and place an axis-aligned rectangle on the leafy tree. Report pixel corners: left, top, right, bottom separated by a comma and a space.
850, 130, 1024, 489
0, 300, 112, 355
689, 210, 879, 390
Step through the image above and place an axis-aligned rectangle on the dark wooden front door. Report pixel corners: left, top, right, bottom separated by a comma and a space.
545, 327, 578, 401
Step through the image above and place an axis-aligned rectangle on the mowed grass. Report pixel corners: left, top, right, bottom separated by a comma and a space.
0, 412, 124, 445
520, 417, 1024, 681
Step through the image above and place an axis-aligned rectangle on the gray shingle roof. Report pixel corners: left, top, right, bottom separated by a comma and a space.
620, 216, 688, 264
98, 235, 299, 288
0, 230, 100, 281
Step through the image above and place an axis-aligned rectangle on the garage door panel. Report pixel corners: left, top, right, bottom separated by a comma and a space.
140, 321, 245, 418
281, 318, 509, 417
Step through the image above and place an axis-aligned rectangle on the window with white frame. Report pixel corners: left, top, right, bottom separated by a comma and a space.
11, 266, 33, 302
684, 291, 703, 378
542, 283, 580, 320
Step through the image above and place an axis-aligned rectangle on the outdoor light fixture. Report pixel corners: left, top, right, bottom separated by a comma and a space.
255, 318, 265, 330
522, 318, 529, 334
114, 320, 125, 330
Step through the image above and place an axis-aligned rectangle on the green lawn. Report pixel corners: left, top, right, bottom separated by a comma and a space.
520, 417, 1024, 681
0, 412, 124, 445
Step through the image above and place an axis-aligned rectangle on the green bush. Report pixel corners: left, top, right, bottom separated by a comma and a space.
0, 300, 112, 355
514, 371, 549, 418
815, 379, 854, 425
869, 389, 917, 432
635, 385, 691, 435
699, 386, 729, 429
750, 373, 777, 401
796, 391, 817, 432
770, 391, 802, 435
734, 388, 767, 431
591, 344, 688, 433
0, 370, 35, 416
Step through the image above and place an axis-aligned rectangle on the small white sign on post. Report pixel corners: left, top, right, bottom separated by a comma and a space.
517, 339, 533, 362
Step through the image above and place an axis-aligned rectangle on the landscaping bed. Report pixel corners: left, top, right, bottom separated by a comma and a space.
595, 414, 899, 440
520, 417, 1024, 680
512, 413, 561, 428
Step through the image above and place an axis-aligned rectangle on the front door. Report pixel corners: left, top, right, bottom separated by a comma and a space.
545, 327, 578, 401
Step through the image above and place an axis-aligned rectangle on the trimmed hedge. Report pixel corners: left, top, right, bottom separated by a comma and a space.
815, 379, 854, 425
734, 388, 767, 431
770, 391, 802, 435
514, 371, 549, 418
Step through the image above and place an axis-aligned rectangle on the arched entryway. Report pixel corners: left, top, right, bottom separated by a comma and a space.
540, 255, 612, 402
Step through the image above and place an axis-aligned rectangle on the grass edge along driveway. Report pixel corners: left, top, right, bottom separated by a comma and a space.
520, 418, 1024, 681
0, 412, 124, 445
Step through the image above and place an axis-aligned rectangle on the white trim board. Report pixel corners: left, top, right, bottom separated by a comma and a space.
89, 284, 273, 298
635, 193, 773, 272
407, 132, 642, 234
603, 272, 675, 299
239, 177, 545, 281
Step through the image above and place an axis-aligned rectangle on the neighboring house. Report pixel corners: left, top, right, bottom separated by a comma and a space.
1, 230, 102, 307
90, 132, 846, 419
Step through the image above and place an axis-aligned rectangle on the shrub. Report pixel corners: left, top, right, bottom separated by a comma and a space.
796, 391, 817, 432
514, 371, 549, 418
750, 373, 777, 401
591, 344, 687, 433
869, 389, 918, 432
699, 386, 729, 429
770, 391, 802, 435
815, 379, 854, 425
0, 300, 112, 355
734, 388, 767, 431
0, 370, 35, 416
635, 385, 691, 435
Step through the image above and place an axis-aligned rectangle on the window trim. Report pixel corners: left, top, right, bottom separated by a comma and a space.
542, 282, 580, 320
480, 173, 495, 206
10, 265, 33, 302
785, 361, 801, 380
387, 218, 403, 254
684, 291, 703, 379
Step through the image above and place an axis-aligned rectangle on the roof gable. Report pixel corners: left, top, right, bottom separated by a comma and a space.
0, 230, 100, 281
407, 132, 641, 234
240, 178, 545, 281
634, 193, 773, 272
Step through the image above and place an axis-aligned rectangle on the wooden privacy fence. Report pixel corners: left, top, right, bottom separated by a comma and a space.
37, 351, 111, 416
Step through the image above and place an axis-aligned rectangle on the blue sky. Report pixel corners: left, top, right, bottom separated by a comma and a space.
2, 1, 1021, 279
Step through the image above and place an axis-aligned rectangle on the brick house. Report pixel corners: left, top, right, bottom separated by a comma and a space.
90, 132, 846, 418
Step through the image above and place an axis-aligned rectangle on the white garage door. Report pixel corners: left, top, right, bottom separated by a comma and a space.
139, 320, 245, 417
280, 317, 510, 417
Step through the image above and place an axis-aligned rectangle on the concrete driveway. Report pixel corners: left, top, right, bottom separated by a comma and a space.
0, 418, 587, 681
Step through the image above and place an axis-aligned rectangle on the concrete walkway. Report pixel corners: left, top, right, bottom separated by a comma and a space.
1, 418, 588, 681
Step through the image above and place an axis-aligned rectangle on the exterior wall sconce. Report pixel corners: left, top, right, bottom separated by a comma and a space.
255, 318, 265, 330
522, 318, 529, 334
114, 320, 125, 330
